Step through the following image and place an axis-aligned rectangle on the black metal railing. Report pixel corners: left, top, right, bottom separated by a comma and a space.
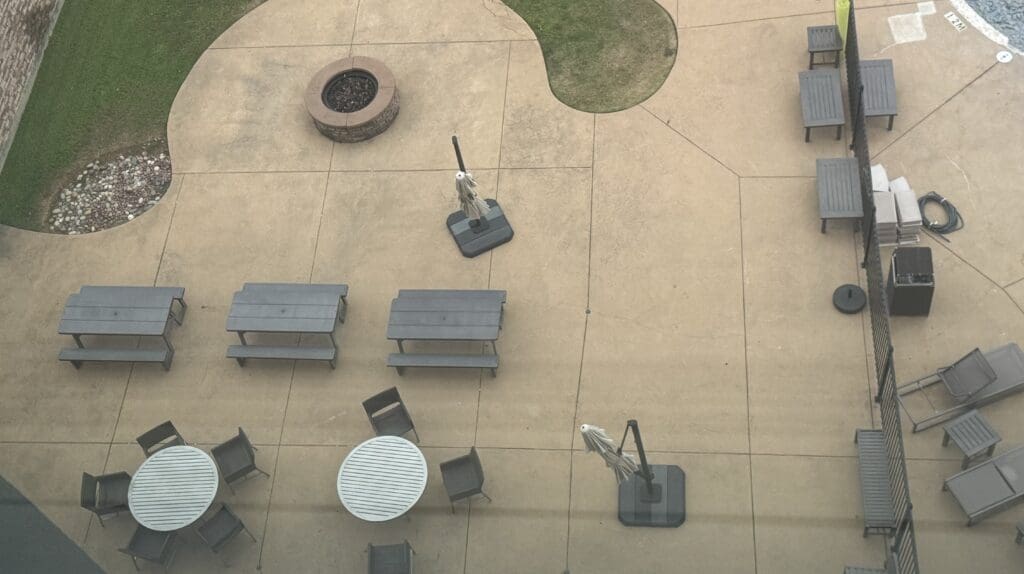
845, 2, 920, 572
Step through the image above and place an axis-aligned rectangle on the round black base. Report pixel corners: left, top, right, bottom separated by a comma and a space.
833, 284, 867, 314
617, 464, 686, 528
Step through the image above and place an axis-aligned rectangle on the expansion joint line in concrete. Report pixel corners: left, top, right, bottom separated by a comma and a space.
565, 112, 597, 572
871, 62, 997, 159
638, 105, 741, 178
735, 178, 759, 574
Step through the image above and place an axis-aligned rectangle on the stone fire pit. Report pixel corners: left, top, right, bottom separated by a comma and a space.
305, 57, 399, 143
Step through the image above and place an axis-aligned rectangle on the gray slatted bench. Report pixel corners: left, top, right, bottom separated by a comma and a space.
386, 289, 506, 377
861, 59, 897, 130
226, 283, 348, 369
854, 429, 896, 537
799, 68, 845, 142
58, 286, 185, 370
817, 158, 863, 233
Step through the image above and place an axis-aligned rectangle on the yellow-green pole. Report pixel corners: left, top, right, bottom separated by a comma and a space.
836, 0, 851, 50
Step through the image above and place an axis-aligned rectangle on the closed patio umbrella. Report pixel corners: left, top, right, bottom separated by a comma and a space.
580, 424, 639, 484
455, 170, 490, 222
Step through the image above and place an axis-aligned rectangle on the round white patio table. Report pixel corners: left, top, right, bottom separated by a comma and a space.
337, 436, 427, 522
128, 445, 219, 531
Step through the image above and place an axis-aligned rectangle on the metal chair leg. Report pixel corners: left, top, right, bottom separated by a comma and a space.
411, 428, 420, 443
480, 491, 492, 503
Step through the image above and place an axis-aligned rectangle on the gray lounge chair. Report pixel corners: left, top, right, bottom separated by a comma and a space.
897, 343, 1024, 432
80, 471, 131, 527
844, 552, 897, 574
363, 387, 419, 443
440, 447, 491, 513
211, 427, 269, 493
119, 526, 178, 571
943, 444, 1024, 525
136, 421, 186, 457
195, 504, 256, 561
367, 540, 414, 574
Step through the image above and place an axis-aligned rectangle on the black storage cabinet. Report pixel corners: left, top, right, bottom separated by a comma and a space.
886, 247, 934, 316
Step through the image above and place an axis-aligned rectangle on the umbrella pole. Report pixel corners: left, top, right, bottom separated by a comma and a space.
452, 135, 467, 173
452, 134, 488, 231
619, 420, 657, 498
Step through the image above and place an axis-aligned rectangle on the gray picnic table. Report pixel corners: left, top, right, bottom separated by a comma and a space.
226, 283, 348, 369
386, 289, 506, 376
58, 286, 186, 370
861, 59, 898, 130
799, 68, 845, 142
817, 158, 863, 233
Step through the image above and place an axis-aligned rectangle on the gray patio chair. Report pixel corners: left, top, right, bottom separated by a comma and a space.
80, 471, 131, 527
363, 387, 419, 443
897, 343, 1024, 432
440, 447, 491, 513
195, 504, 257, 561
943, 444, 1024, 525
211, 427, 269, 493
136, 421, 186, 457
119, 526, 178, 572
367, 540, 414, 574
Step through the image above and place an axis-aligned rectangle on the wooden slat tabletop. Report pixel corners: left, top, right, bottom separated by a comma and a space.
128, 446, 219, 531
59, 290, 174, 337
226, 284, 345, 334
799, 68, 845, 127
387, 290, 504, 342
337, 436, 427, 522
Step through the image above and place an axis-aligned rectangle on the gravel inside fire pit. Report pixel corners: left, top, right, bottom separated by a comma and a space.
322, 71, 378, 113
48, 146, 172, 235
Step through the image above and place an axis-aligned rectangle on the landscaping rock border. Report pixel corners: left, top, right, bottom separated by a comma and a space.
47, 144, 171, 234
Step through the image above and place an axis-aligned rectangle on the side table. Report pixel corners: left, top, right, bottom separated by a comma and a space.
807, 25, 842, 69
941, 409, 1000, 470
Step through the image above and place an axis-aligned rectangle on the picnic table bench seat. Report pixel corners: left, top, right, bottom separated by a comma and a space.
59, 347, 173, 370
387, 353, 498, 377
854, 429, 897, 537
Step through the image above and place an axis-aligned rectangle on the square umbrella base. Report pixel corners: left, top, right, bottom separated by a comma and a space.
618, 464, 686, 528
447, 199, 514, 258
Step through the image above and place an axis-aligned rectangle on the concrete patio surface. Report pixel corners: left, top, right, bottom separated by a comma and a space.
1, 0, 1023, 572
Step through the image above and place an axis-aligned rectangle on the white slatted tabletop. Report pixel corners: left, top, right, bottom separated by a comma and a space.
128, 445, 219, 531
337, 436, 427, 522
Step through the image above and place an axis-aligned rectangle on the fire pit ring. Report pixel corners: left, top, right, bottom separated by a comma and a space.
305, 57, 399, 143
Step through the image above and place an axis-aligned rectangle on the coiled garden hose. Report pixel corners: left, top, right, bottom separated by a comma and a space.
917, 191, 963, 242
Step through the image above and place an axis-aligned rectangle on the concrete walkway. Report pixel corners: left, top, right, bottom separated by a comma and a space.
0, 1, 1022, 572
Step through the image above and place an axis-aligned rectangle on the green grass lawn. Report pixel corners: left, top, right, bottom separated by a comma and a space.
503, 0, 677, 113
0, 0, 261, 230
